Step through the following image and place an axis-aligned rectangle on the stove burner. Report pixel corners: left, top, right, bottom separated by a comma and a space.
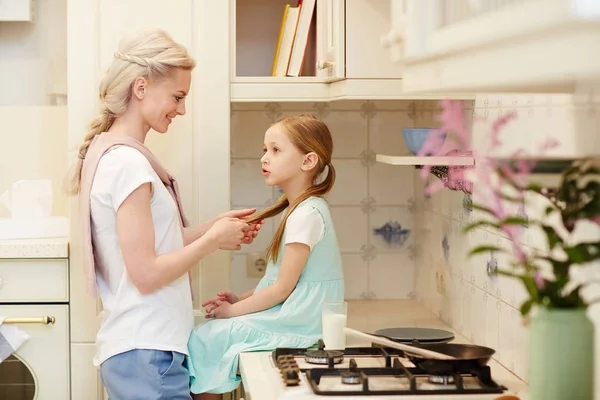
304, 349, 344, 365
304, 339, 344, 365
428, 375, 455, 385
340, 359, 362, 385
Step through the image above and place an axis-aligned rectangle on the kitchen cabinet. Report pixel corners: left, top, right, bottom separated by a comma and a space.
0, 0, 34, 21
393, 0, 600, 94
230, 0, 472, 101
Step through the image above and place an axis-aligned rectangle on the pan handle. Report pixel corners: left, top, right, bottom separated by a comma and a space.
344, 327, 455, 360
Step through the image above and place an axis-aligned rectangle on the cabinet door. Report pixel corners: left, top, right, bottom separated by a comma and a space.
384, 0, 408, 62
0, 305, 69, 400
316, 0, 345, 81
346, 0, 403, 78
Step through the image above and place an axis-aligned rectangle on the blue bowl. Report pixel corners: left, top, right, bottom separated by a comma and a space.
402, 128, 446, 155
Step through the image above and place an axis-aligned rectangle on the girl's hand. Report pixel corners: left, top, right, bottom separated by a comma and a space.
201, 291, 239, 313
217, 291, 239, 304
206, 301, 233, 319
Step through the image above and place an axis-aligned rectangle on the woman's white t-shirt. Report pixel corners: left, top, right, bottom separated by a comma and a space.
90, 147, 193, 366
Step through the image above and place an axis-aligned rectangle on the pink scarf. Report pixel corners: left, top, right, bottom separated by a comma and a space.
78, 133, 191, 297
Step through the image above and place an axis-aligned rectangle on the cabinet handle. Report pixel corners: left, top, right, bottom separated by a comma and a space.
316, 60, 333, 70
3, 316, 56, 325
381, 31, 402, 47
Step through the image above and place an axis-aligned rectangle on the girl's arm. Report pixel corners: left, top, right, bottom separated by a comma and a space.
219, 243, 310, 318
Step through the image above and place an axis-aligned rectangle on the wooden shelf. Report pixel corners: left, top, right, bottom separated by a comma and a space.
376, 154, 475, 166
230, 78, 475, 102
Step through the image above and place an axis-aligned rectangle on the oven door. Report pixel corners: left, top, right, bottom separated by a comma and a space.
0, 305, 69, 399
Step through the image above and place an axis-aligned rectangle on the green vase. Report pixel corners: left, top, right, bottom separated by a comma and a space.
529, 308, 595, 400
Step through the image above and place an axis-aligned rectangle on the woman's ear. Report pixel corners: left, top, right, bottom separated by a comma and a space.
301, 152, 319, 172
133, 77, 147, 100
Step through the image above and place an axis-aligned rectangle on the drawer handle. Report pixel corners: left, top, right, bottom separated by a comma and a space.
3, 316, 56, 325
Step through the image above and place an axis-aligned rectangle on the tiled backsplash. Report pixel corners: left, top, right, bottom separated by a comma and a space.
230, 100, 425, 299
413, 93, 600, 385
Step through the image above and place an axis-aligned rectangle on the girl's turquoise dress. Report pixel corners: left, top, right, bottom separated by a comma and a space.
187, 197, 345, 394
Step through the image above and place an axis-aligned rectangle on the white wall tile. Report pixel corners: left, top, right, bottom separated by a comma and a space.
369, 253, 415, 299
342, 254, 369, 300
369, 163, 414, 205
330, 207, 368, 253
231, 159, 272, 206
324, 112, 368, 158
327, 159, 368, 205
230, 111, 273, 158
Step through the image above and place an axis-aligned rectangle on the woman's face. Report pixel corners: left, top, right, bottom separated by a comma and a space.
139, 68, 191, 133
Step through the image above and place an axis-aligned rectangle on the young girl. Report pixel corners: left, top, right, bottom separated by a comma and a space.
187, 115, 345, 398
68, 29, 261, 399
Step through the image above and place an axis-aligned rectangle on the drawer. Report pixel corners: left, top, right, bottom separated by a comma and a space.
0, 259, 69, 303
0, 304, 70, 399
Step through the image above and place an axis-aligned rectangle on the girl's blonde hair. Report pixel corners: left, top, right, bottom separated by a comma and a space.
246, 115, 336, 263
67, 28, 196, 194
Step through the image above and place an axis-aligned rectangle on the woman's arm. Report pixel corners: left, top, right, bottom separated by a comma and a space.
117, 183, 249, 294
212, 242, 310, 318
183, 208, 263, 246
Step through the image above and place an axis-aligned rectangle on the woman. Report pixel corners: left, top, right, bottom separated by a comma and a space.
68, 28, 261, 399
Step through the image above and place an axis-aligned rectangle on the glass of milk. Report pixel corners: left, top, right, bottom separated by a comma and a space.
321, 301, 347, 350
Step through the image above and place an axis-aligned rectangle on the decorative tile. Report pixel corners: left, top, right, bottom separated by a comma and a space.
359, 101, 377, 119
342, 254, 369, 300
313, 102, 330, 119
264, 102, 282, 121
369, 253, 415, 299
370, 207, 413, 251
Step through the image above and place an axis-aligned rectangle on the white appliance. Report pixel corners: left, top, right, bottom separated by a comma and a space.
238, 340, 510, 400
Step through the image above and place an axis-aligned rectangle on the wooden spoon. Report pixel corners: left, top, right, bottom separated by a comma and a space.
344, 327, 456, 360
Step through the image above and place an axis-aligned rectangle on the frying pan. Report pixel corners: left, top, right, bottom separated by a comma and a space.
403, 342, 496, 375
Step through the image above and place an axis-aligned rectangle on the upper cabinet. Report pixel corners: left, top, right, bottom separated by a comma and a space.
395, 0, 600, 94
230, 0, 472, 102
0, 0, 34, 21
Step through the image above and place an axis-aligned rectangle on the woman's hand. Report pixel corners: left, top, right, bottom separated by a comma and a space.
207, 218, 249, 250
221, 209, 264, 245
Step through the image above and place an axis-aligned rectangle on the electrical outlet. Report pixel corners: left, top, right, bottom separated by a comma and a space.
435, 262, 447, 296
246, 252, 267, 278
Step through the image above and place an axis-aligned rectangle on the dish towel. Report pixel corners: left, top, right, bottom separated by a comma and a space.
0, 317, 30, 363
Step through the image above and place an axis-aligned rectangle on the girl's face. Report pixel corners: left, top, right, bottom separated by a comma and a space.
261, 124, 309, 187
137, 68, 191, 133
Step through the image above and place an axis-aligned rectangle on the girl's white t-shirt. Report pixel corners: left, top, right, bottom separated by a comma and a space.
90, 147, 193, 366
284, 205, 325, 249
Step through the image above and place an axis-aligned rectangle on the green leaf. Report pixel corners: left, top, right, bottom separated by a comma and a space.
468, 245, 503, 257
544, 206, 555, 216
520, 299, 535, 316
540, 224, 562, 249
471, 203, 499, 217
500, 216, 529, 226
521, 275, 540, 302
462, 221, 500, 233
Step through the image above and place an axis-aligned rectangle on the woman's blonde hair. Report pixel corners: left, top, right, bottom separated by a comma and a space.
246, 115, 336, 263
67, 28, 196, 194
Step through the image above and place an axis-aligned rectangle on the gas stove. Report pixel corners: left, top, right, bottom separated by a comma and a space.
267, 341, 507, 398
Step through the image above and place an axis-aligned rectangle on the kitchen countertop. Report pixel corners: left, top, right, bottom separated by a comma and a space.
239, 299, 528, 400
0, 237, 69, 258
